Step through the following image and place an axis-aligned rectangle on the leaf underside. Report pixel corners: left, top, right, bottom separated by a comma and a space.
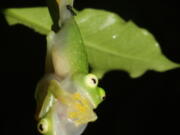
3, 7, 179, 78
4, 7, 52, 35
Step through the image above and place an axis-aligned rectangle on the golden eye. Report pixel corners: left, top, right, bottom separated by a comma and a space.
37, 119, 49, 134
85, 74, 98, 87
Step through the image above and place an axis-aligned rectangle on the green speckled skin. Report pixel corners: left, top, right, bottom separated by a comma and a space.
50, 17, 88, 77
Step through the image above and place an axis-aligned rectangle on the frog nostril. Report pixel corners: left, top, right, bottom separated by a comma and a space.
98, 88, 106, 100
102, 95, 106, 100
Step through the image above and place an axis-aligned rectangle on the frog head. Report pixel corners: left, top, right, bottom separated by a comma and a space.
72, 73, 106, 109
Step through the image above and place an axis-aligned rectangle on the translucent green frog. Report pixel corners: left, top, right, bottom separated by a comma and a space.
35, 0, 105, 135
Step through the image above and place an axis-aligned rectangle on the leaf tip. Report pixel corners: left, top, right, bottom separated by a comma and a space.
155, 61, 180, 72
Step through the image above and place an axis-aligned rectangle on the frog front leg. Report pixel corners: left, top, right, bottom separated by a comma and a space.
35, 74, 62, 119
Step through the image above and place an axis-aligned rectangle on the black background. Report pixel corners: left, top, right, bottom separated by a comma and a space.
0, 0, 180, 135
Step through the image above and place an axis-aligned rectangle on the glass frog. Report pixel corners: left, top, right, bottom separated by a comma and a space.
35, 73, 105, 135
35, 0, 106, 135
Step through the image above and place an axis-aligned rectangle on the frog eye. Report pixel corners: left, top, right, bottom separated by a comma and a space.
37, 119, 49, 134
85, 74, 98, 87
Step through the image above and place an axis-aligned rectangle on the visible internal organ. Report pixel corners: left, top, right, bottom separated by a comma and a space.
52, 48, 70, 78
58, 91, 97, 126
53, 101, 87, 135
66, 93, 97, 125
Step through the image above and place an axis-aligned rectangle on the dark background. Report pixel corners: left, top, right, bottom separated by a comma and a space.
0, 0, 180, 135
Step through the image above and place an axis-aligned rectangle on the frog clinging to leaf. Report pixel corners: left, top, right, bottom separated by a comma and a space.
35, 0, 106, 135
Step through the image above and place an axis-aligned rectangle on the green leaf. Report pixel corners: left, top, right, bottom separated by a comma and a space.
75, 9, 179, 78
3, 7, 179, 78
4, 7, 52, 35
